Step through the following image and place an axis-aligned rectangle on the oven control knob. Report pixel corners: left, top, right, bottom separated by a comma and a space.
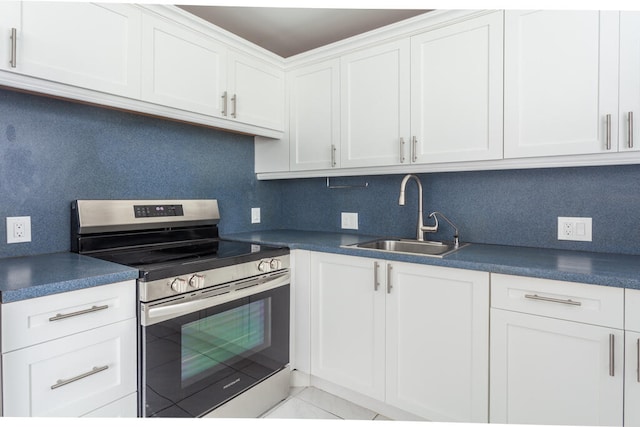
189, 274, 205, 289
170, 278, 188, 293
258, 260, 271, 272
269, 258, 282, 270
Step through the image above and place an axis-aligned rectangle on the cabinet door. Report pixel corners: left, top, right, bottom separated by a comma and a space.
0, 1, 19, 72
289, 59, 340, 171
9, 2, 141, 97
340, 39, 410, 168
625, 331, 640, 426
619, 12, 640, 153
504, 11, 619, 158
227, 51, 284, 131
386, 263, 489, 422
490, 309, 623, 426
310, 253, 385, 401
141, 13, 226, 116
2, 318, 137, 417
410, 11, 503, 164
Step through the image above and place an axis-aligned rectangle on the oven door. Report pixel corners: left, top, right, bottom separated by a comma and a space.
140, 275, 289, 417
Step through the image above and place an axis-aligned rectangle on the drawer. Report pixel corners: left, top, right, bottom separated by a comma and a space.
2, 318, 137, 417
1, 280, 136, 352
626, 289, 640, 332
491, 273, 623, 329
82, 392, 138, 417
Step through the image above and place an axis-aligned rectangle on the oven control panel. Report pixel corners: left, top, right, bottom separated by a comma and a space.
134, 204, 184, 218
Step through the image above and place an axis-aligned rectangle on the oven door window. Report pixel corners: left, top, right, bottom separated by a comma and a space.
142, 285, 289, 417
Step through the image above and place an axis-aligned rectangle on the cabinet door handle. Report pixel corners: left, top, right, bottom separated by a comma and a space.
386, 264, 393, 294
49, 304, 109, 322
399, 137, 406, 164
606, 114, 612, 150
331, 144, 336, 167
609, 334, 615, 377
524, 294, 581, 306
630, 112, 634, 149
412, 136, 418, 163
221, 91, 228, 116
636, 338, 640, 383
51, 365, 109, 390
231, 94, 237, 118
373, 262, 380, 291
10, 28, 17, 68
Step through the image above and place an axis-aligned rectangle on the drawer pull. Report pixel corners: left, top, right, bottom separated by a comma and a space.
51, 365, 109, 390
609, 334, 615, 377
524, 294, 581, 306
636, 338, 639, 383
49, 304, 109, 322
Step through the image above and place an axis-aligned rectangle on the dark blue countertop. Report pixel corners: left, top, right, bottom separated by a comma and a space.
224, 230, 640, 290
0, 252, 139, 303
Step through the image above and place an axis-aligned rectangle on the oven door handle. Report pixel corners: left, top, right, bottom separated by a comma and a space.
142, 271, 290, 326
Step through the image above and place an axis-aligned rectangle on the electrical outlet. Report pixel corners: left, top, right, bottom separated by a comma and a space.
251, 207, 261, 224
341, 212, 358, 230
7, 216, 31, 244
558, 217, 592, 242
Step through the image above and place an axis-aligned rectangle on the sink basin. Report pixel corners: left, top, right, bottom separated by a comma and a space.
345, 239, 468, 258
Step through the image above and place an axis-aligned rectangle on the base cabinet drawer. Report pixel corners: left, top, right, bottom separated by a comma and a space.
1, 280, 136, 352
82, 392, 138, 418
2, 318, 137, 417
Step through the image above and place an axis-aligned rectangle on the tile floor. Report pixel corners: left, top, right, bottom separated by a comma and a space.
260, 386, 392, 421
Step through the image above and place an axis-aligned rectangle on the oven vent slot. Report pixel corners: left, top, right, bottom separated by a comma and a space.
202, 284, 231, 294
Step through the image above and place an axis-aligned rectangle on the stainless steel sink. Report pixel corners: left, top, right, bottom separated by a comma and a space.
345, 239, 468, 258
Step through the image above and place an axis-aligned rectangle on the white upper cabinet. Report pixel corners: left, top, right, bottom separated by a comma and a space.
3, 2, 141, 98
410, 11, 504, 164
340, 39, 410, 168
619, 12, 640, 153
227, 50, 284, 131
0, 2, 20, 71
504, 10, 620, 158
288, 59, 341, 171
141, 13, 226, 117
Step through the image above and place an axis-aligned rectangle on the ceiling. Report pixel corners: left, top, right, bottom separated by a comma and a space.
177, 5, 429, 58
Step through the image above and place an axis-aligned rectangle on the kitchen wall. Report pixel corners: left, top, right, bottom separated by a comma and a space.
2, 88, 640, 259
0, 88, 283, 258
277, 166, 640, 256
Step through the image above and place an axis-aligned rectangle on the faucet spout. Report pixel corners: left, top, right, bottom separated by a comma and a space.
398, 174, 436, 241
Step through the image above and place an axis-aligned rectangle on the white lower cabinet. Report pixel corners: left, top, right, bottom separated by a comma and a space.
490, 274, 624, 426
309, 252, 489, 422
624, 289, 640, 426
1, 280, 138, 417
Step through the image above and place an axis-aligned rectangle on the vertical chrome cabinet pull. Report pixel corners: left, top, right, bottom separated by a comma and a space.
630, 112, 634, 149
221, 91, 228, 116
609, 334, 615, 377
373, 262, 380, 291
10, 28, 17, 68
231, 94, 237, 118
386, 264, 393, 294
606, 114, 612, 150
412, 136, 418, 163
331, 144, 336, 167
51, 365, 109, 390
49, 304, 109, 321
399, 137, 406, 163
637, 338, 640, 383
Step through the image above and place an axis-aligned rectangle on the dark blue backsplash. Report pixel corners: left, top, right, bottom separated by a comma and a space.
0, 88, 283, 258
278, 166, 640, 255
2, 88, 640, 258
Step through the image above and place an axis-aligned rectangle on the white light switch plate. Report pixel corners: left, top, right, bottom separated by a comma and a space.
557, 216, 592, 242
251, 208, 261, 224
341, 212, 358, 230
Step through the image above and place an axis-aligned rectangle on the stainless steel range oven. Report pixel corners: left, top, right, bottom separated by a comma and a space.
71, 199, 290, 418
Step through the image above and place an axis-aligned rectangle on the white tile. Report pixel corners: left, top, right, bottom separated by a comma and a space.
263, 396, 340, 420
288, 386, 305, 397
296, 387, 377, 420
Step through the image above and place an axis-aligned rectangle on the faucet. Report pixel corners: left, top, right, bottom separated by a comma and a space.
398, 174, 438, 241
428, 211, 460, 247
